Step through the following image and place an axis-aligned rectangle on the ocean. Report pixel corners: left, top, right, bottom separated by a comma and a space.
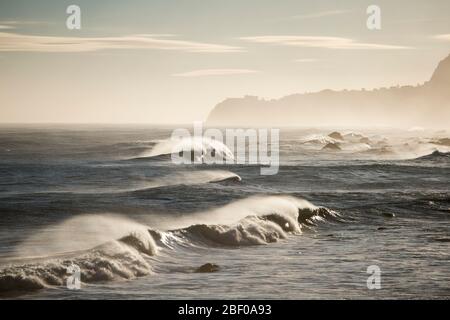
0, 124, 448, 299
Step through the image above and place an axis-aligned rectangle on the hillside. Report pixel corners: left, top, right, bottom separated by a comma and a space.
207, 54, 450, 127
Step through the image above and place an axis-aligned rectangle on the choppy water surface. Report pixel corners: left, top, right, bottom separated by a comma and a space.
0, 125, 448, 299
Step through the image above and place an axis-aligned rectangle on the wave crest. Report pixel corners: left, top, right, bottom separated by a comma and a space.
415, 150, 450, 161
0, 196, 340, 294
0, 230, 156, 293
176, 199, 339, 247
139, 136, 234, 161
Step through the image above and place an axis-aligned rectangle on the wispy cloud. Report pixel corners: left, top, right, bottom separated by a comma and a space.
173, 69, 259, 77
240, 35, 410, 50
289, 10, 350, 20
434, 34, 450, 41
0, 32, 242, 53
293, 58, 318, 63
0, 20, 52, 29
0, 20, 49, 25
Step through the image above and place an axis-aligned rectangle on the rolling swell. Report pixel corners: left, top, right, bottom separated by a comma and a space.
414, 150, 450, 161
0, 196, 340, 295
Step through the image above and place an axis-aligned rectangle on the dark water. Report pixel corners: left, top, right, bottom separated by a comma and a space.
0, 125, 448, 299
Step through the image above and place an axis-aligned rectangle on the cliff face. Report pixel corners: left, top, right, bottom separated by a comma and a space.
429, 53, 450, 90
207, 54, 450, 128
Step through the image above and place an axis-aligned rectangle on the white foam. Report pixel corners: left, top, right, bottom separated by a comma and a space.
141, 136, 234, 161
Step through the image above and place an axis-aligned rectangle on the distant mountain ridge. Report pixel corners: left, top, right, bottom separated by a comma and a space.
207, 53, 450, 127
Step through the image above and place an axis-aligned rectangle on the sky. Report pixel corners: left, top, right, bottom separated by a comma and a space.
0, 0, 449, 123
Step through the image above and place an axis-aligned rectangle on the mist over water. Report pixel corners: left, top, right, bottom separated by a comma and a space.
0, 125, 448, 299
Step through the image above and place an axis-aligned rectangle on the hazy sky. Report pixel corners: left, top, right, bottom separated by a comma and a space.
0, 0, 449, 123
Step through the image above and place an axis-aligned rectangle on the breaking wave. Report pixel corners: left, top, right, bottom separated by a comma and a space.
297, 131, 450, 160
170, 196, 341, 247
0, 230, 156, 292
0, 196, 340, 295
137, 136, 234, 162
179, 206, 338, 247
